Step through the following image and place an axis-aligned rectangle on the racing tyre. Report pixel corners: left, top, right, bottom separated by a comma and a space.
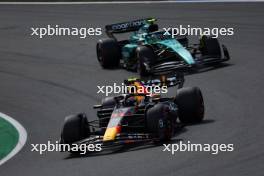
61, 113, 90, 144
146, 103, 175, 142
136, 46, 156, 77
101, 96, 116, 108
175, 87, 204, 124
96, 38, 121, 68
199, 35, 221, 58
98, 97, 116, 128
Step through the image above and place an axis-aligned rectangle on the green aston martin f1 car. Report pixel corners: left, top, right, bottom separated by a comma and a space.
96, 18, 230, 76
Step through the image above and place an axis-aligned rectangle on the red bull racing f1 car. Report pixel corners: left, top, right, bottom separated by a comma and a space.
60, 74, 205, 154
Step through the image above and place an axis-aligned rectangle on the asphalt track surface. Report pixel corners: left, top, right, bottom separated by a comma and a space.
0, 2, 264, 176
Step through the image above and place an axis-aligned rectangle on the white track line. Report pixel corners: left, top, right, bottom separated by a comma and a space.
0, 0, 263, 5
0, 112, 27, 166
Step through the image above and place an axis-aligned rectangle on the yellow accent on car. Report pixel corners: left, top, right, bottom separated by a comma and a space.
127, 77, 138, 82
103, 127, 118, 141
133, 82, 145, 102
147, 18, 157, 24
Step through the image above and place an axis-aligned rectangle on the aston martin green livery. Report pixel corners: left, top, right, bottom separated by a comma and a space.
96, 18, 230, 77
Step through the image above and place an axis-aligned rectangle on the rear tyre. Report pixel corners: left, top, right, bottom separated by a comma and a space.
96, 38, 121, 68
101, 97, 116, 108
199, 35, 221, 57
61, 113, 90, 144
175, 87, 204, 124
136, 46, 156, 77
146, 103, 175, 142
98, 97, 116, 128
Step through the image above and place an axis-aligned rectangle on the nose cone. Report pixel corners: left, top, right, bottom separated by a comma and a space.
103, 126, 121, 141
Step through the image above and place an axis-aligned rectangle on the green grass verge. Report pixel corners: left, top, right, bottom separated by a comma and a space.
0, 117, 19, 160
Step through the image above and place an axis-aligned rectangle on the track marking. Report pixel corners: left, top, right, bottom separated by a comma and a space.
0, 0, 263, 5
0, 112, 27, 166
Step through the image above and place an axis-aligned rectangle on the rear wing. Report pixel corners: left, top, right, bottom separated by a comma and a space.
105, 18, 155, 38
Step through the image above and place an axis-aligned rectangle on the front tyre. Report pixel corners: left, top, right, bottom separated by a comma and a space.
96, 38, 120, 68
175, 87, 204, 124
136, 46, 156, 77
146, 103, 175, 142
199, 35, 221, 58
61, 113, 90, 144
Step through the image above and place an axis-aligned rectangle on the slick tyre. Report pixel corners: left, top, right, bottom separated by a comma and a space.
96, 38, 120, 68
101, 97, 116, 108
98, 97, 116, 128
136, 46, 156, 77
61, 113, 90, 144
146, 103, 175, 142
200, 35, 221, 57
175, 87, 204, 124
